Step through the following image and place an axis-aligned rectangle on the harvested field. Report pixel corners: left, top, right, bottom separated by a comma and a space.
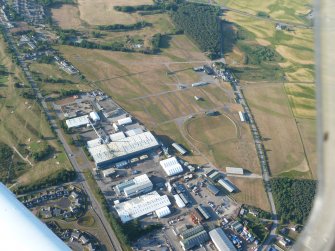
244, 84, 310, 176
77, 0, 153, 25
229, 177, 270, 211
51, 4, 82, 29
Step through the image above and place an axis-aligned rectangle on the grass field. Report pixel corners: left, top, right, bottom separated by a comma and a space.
184, 113, 260, 173
244, 84, 312, 177
76, 0, 153, 25
229, 177, 270, 211
0, 36, 71, 187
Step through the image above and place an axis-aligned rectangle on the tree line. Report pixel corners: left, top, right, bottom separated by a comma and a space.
97, 21, 151, 31
271, 178, 317, 224
170, 2, 221, 59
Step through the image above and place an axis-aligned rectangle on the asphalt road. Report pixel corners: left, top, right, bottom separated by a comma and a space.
0, 16, 122, 251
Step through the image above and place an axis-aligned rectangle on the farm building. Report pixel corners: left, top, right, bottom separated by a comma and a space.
160, 157, 184, 176
65, 115, 89, 129
218, 179, 235, 193
155, 206, 171, 218
207, 184, 220, 196
88, 131, 159, 168
209, 228, 237, 251
226, 167, 244, 175
114, 191, 171, 223
115, 174, 153, 197
203, 65, 214, 75
89, 111, 100, 122
172, 143, 187, 155
117, 117, 132, 126
101, 168, 116, 178
174, 194, 186, 208
208, 171, 221, 181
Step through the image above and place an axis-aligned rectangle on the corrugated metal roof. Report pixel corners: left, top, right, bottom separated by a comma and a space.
160, 157, 183, 176
209, 228, 237, 251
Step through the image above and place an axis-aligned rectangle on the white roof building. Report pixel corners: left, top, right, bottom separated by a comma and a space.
125, 128, 144, 137
209, 228, 237, 251
65, 115, 89, 128
155, 206, 171, 218
87, 138, 102, 148
174, 194, 186, 208
226, 167, 244, 175
88, 131, 159, 168
101, 168, 116, 178
218, 179, 235, 193
109, 131, 126, 141
0, 183, 71, 251
114, 191, 171, 223
160, 157, 183, 176
115, 174, 153, 197
89, 111, 100, 122
118, 117, 132, 126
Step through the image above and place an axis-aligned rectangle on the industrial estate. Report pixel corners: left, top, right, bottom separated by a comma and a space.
0, 0, 316, 251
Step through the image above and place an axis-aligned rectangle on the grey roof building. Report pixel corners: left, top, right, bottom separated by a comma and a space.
180, 230, 209, 250
209, 228, 237, 251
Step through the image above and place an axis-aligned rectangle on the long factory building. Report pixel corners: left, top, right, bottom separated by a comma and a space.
88, 131, 159, 168
114, 191, 171, 223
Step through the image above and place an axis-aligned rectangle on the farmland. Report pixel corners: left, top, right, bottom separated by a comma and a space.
0, 36, 72, 188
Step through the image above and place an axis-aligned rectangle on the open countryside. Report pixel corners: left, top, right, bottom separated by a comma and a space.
0, 0, 317, 251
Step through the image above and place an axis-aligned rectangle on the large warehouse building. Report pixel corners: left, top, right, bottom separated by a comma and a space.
88, 131, 159, 168
114, 191, 171, 223
209, 228, 236, 251
115, 174, 153, 197
66, 115, 89, 129
160, 157, 183, 176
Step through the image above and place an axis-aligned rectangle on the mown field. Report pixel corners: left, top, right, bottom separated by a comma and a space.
229, 177, 270, 211
244, 84, 313, 178
0, 36, 72, 188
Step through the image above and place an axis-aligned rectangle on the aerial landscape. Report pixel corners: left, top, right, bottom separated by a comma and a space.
0, 0, 317, 250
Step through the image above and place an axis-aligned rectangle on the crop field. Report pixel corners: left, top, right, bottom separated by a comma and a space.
223, 11, 314, 83
216, 0, 312, 25
244, 84, 312, 177
229, 177, 270, 211
0, 37, 71, 187
76, 0, 154, 25
284, 83, 315, 119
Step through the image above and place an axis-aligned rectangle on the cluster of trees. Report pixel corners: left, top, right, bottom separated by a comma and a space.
170, 2, 221, 59
97, 21, 151, 31
151, 33, 162, 52
241, 44, 282, 65
114, 4, 161, 13
36, 0, 75, 6
271, 178, 317, 224
242, 215, 270, 242
60, 89, 80, 97
31, 142, 53, 161
36, 55, 54, 64
20, 89, 36, 100
15, 169, 77, 194
0, 143, 14, 183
